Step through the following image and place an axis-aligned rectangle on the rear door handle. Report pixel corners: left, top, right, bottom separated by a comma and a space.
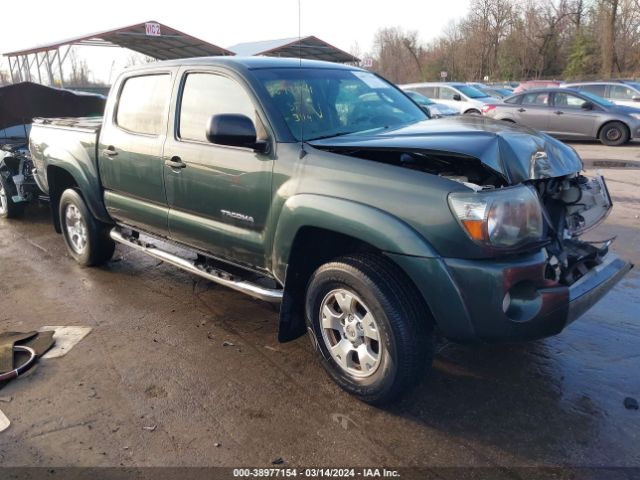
102, 146, 118, 157
517, 108, 526, 112
165, 157, 186, 169
554, 110, 564, 115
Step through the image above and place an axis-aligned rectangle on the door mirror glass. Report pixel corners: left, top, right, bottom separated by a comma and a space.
206, 114, 267, 152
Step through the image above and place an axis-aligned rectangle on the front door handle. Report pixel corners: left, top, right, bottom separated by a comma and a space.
517, 108, 526, 112
554, 110, 564, 115
102, 146, 118, 157
165, 157, 187, 169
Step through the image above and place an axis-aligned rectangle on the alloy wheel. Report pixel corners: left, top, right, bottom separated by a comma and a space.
319, 288, 382, 378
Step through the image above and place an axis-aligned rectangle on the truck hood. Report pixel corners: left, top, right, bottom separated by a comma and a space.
308, 116, 583, 184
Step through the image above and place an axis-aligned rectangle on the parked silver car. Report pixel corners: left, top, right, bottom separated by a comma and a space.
483, 88, 640, 146
404, 90, 459, 117
564, 81, 640, 108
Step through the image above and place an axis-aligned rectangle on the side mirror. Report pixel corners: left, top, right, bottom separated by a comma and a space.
632, 96, 640, 102
452, 93, 462, 101
206, 114, 267, 153
581, 101, 594, 110
420, 105, 432, 118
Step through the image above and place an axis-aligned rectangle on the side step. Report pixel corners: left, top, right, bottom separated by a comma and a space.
110, 228, 283, 303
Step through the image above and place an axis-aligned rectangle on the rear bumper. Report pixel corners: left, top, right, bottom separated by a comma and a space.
388, 251, 632, 343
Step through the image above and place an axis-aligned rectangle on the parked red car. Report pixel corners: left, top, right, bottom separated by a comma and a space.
513, 80, 562, 93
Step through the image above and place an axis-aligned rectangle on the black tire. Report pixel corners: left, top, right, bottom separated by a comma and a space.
464, 109, 481, 115
599, 121, 629, 146
59, 188, 115, 266
0, 174, 26, 219
305, 253, 434, 404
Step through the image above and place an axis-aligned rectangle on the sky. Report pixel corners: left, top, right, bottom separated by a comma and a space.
0, 0, 471, 83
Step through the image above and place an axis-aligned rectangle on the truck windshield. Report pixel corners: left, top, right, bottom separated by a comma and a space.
254, 68, 427, 141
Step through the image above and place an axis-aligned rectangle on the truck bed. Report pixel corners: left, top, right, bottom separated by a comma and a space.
32, 116, 103, 132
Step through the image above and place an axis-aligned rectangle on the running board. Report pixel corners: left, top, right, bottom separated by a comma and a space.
109, 229, 283, 303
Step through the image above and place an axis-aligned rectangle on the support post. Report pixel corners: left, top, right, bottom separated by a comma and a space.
45, 51, 55, 85
35, 52, 42, 83
8, 57, 16, 83
57, 48, 64, 88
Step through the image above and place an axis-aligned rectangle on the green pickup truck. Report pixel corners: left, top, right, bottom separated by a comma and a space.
29, 57, 631, 403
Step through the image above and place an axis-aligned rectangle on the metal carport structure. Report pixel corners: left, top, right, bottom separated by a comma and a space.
228, 36, 359, 63
3, 21, 234, 87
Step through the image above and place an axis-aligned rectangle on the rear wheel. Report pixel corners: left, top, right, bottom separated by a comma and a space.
0, 175, 25, 219
59, 188, 115, 266
464, 109, 481, 115
305, 253, 434, 404
599, 121, 629, 146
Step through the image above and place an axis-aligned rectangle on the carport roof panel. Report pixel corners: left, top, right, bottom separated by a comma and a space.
3, 21, 234, 59
228, 36, 359, 63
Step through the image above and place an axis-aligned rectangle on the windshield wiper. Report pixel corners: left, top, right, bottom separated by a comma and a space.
306, 131, 358, 141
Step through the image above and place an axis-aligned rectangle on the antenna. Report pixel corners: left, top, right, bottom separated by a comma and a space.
298, 0, 307, 159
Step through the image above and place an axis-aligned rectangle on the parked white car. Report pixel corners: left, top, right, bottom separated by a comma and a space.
564, 81, 640, 108
399, 82, 500, 115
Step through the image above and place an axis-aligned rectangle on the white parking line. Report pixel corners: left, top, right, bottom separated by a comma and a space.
38, 326, 92, 359
0, 409, 10, 432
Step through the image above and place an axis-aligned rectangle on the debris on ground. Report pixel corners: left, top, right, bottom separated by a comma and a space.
624, 397, 639, 410
207, 332, 215, 340
0, 396, 12, 403
272, 457, 284, 465
222, 341, 235, 347
214, 442, 221, 447
0, 409, 10, 432
143, 425, 157, 432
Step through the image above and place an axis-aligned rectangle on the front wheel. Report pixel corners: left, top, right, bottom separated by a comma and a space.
59, 188, 115, 266
305, 254, 434, 404
599, 121, 629, 146
0, 174, 25, 219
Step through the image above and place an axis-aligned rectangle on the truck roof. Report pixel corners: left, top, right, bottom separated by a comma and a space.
125, 56, 362, 72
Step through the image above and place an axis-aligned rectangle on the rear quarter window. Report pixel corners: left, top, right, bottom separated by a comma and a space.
116, 74, 171, 135
504, 96, 521, 104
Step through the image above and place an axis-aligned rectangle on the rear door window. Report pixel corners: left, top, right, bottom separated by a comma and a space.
521, 92, 550, 106
116, 74, 171, 135
553, 93, 588, 108
415, 86, 437, 98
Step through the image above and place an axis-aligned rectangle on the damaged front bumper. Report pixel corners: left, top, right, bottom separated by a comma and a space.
567, 253, 632, 324
388, 249, 632, 343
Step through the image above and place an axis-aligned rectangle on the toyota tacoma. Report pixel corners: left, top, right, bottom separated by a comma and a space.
28, 57, 632, 403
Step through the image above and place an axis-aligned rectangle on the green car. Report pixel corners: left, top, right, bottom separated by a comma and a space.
28, 57, 632, 403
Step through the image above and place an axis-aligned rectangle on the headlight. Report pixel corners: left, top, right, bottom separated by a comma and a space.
629, 113, 640, 120
448, 186, 544, 248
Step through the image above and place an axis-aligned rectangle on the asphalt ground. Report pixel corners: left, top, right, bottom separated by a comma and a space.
0, 141, 638, 473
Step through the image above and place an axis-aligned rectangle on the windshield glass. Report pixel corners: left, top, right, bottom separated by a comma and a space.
580, 91, 615, 107
455, 85, 489, 98
254, 68, 427, 141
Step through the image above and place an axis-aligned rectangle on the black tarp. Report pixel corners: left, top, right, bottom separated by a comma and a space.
0, 82, 105, 132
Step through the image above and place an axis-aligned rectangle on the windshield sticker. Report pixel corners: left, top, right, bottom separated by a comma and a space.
352, 72, 390, 89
